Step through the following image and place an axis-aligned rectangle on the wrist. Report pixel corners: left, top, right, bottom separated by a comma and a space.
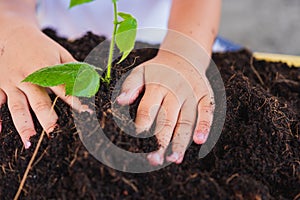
0, 1, 38, 36
159, 30, 211, 72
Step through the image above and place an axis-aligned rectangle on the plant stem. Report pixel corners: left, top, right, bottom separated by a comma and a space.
14, 96, 59, 200
104, 1, 118, 84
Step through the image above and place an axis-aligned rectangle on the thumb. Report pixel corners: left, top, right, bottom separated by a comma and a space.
59, 46, 77, 63
117, 65, 145, 105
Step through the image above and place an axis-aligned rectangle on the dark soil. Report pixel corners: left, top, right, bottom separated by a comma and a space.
0, 29, 299, 200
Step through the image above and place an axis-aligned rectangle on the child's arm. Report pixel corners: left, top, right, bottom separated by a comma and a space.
166, 0, 221, 63
0, 0, 86, 148
117, 0, 221, 165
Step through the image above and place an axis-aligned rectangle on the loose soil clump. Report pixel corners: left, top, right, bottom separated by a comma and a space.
0, 29, 299, 199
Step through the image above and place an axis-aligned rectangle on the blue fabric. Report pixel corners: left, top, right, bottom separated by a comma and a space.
212, 36, 243, 52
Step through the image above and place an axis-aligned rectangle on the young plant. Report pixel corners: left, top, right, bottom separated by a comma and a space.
23, 0, 137, 97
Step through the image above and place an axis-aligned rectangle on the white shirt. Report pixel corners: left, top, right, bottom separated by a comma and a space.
37, 0, 172, 43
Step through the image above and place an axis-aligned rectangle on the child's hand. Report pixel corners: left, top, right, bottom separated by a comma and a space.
0, 24, 87, 148
117, 50, 215, 165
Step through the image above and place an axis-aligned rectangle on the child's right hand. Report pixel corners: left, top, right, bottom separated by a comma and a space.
0, 18, 87, 148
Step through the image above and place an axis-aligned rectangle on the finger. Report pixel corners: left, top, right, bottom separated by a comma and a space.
135, 84, 165, 133
7, 89, 36, 149
117, 66, 144, 105
147, 94, 180, 166
19, 83, 58, 134
193, 94, 215, 144
0, 89, 7, 133
50, 85, 92, 113
166, 99, 197, 164
55, 48, 91, 113
59, 46, 76, 63
146, 147, 166, 166
0, 89, 7, 104
60, 47, 93, 113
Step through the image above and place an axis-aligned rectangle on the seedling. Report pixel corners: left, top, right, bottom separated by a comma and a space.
15, 1, 137, 199
23, 0, 137, 96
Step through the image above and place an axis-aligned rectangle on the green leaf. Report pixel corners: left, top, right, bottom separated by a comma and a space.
118, 12, 133, 20
23, 62, 100, 97
118, 51, 131, 64
115, 12, 137, 63
69, 0, 94, 8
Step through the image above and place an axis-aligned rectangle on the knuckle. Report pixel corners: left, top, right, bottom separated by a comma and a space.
153, 85, 165, 93
174, 131, 191, 140
197, 120, 211, 128
156, 118, 174, 129
137, 108, 150, 120
200, 105, 215, 114
147, 84, 166, 96
10, 103, 26, 113
177, 119, 194, 128
19, 126, 35, 137
33, 101, 50, 112
199, 95, 215, 113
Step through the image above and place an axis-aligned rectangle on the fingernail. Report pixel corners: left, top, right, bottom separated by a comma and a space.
136, 126, 148, 134
129, 91, 139, 103
194, 132, 208, 144
117, 90, 139, 105
167, 152, 184, 164
24, 140, 31, 149
175, 155, 184, 164
80, 105, 93, 114
166, 152, 180, 162
147, 152, 163, 166
46, 124, 58, 138
197, 133, 206, 141
116, 92, 127, 104
47, 124, 57, 134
